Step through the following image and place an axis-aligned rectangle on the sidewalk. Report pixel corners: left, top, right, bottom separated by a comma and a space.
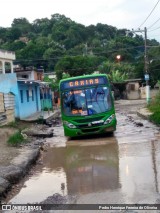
137, 107, 153, 120
21, 108, 60, 123
115, 99, 147, 106
115, 99, 153, 120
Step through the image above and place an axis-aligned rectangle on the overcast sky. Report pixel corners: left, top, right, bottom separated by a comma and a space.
1, 0, 160, 41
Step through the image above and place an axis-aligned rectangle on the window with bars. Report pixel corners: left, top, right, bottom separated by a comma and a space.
26, 90, 29, 102
32, 90, 34, 101
20, 90, 23, 103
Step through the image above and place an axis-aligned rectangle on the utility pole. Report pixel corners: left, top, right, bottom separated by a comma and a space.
127, 27, 150, 104
144, 27, 150, 104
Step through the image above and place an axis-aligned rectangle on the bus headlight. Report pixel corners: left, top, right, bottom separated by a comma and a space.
104, 114, 115, 125
63, 121, 76, 129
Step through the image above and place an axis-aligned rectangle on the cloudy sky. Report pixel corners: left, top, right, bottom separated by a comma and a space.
1, 0, 160, 41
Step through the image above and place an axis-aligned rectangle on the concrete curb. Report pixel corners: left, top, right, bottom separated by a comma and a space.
137, 108, 153, 120
0, 147, 40, 200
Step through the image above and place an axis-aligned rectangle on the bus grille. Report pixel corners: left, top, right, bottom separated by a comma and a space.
81, 128, 100, 133
74, 116, 104, 123
77, 123, 103, 128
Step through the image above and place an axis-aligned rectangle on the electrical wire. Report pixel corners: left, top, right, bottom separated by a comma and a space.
148, 17, 160, 29
138, 0, 160, 28
14, 46, 145, 63
15, 45, 160, 74
148, 25, 160, 32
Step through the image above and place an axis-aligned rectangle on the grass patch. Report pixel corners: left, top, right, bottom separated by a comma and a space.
43, 107, 53, 112
148, 92, 160, 125
149, 113, 160, 125
7, 131, 25, 146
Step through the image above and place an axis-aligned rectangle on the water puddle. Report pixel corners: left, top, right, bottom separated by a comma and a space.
5, 111, 160, 205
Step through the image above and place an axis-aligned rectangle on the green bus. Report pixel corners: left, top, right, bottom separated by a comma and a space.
59, 74, 117, 137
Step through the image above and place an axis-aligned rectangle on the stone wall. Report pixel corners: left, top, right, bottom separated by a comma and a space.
140, 87, 159, 99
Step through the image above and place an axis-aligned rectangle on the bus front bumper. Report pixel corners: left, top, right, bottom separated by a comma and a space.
63, 120, 116, 137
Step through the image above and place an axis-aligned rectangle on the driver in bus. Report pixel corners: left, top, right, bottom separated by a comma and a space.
64, 89, 77, 110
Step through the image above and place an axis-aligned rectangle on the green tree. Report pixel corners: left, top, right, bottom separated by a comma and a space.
43, 76, 59, 91
4, 41, 26, 51
11, 18, 32, 35
0, 12, 159, 83
99, 60, 135, 79
55, 55, 104, 80
5, 28, 21, 41
108, 70, 128, 82
148, 46, 160, 86
32, 18, 51, 36
0, 27, 9, 43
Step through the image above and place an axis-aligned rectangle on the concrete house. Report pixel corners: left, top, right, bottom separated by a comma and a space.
0, 49, 15, 74
14, 66, 53, 119
16, 80, 41, 119
0, 49, 17, 125
126, 79, 141, 100
0, 49, 53, 123
14, 66, 43, 119
0, 50, 41, 121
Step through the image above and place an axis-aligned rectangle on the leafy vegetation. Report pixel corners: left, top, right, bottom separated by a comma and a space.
3, 120, 32, 146
55, 55, 105, 80
7, 131, 25, 146
43, 76, 59, 91
108, 70, 128, 83
148, 87, 160, 125
0, 13, 160, 85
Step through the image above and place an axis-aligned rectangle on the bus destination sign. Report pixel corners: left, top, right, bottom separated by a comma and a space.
61, 77, 107, 90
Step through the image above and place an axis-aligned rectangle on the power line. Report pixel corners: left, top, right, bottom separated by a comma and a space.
148, 25, 160, 32
148, 16, 160, 29
138, 0, 160, 28
14, 46, 145, 63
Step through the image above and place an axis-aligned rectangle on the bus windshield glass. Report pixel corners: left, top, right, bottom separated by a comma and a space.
62, 86, 112, 116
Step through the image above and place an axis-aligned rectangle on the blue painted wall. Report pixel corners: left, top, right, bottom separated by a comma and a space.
17, 82, 41, 119
0, 73, 19, 117
0, 74, 42, 119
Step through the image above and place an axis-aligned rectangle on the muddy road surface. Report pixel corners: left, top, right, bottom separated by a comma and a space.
3, 100, 160, 211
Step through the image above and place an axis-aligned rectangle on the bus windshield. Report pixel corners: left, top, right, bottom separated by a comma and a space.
62, 86, 112, 116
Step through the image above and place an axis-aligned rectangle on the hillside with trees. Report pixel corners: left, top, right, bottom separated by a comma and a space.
0, 13, 160, 85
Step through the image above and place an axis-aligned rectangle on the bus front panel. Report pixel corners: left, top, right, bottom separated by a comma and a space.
61, 85, 116, 137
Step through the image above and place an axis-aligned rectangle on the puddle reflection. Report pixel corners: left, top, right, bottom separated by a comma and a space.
65, 139, 120, 195
9, 168, 67, 204
9, 137, 120, 204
